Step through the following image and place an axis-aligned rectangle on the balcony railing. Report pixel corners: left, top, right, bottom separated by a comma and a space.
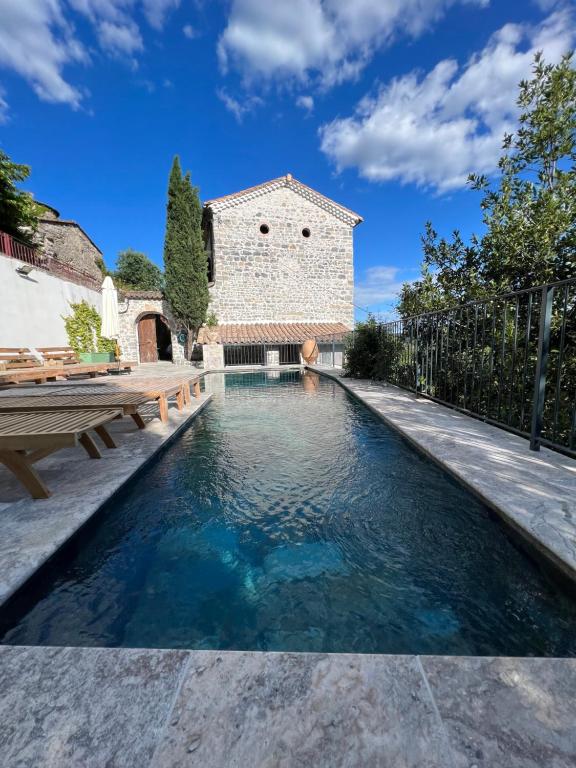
0, 230, 102, 291
351, 278, 576, 458
0, 231, 44, 267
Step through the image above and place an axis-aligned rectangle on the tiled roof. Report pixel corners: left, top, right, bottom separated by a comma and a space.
121, 290, 164, 300
198, 322, 350, 345
204, 174, 362, 228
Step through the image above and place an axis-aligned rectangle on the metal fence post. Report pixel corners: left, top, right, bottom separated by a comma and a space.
530, 285, 554, 451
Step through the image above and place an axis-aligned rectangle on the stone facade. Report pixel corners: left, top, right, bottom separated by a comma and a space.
35, 208, 103, 280
204, 177, 360, 328
117, 294, 186, 364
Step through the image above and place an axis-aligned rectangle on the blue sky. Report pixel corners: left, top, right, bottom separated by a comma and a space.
1, 0, 574, 319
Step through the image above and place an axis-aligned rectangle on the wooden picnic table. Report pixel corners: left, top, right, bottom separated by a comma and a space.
0, 392, 152, 429
0, 409, 122, 499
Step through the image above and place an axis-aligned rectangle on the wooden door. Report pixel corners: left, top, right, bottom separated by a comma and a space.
138, 316, 158, 362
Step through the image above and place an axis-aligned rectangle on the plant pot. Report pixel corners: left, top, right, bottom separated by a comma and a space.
78, 352, 115, 363
203, 328, 219, 344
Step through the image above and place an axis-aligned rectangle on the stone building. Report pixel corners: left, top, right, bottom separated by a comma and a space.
116, 291, 186, 365
198, 174, 362, 368
34, 203, 103, 281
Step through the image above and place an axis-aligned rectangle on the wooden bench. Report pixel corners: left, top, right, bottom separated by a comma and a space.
0, 366, 66, 386
0, 409, 122, 499
0, 348, 42, 370
0, 392, 152, 429
36, 346, 78, 365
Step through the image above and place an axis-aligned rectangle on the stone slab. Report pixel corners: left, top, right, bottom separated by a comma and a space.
310, 368, 576, 581
0, 392, 212, 607
0, 645, 190, 768
150, 651, 452, 768
421, 656, 576, 768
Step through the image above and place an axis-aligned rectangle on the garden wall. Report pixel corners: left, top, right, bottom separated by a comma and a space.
0, 255, 102, 348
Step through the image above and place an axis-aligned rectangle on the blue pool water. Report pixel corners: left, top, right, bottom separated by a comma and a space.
1, 370, 575, 655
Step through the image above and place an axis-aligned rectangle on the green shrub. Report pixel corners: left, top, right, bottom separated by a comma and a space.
63, 301, 116, 356
344, 316, 402, 380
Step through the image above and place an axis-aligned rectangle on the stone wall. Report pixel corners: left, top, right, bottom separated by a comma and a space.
117, 296, 186, 364
207, 187, 355, 327
36, 220, 103, 280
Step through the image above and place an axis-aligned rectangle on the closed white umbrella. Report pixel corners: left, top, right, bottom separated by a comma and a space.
101, 275, 119, 340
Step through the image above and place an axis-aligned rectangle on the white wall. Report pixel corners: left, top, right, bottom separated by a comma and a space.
0, 255, 102, 347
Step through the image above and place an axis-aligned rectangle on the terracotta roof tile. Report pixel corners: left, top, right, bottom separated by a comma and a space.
198, 322, 350, 345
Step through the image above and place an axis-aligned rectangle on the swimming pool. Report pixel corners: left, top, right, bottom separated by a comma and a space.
1, 370, 575, 655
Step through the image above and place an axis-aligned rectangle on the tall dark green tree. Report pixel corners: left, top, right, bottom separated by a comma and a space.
0, 149, 40, 242
114, 248, 163, 291
399, 52, 576, 317
163, 156, 209, 355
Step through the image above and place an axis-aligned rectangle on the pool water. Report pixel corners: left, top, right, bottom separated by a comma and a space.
1, 370, 575, 655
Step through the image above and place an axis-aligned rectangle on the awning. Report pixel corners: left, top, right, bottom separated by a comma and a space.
197, 322, 351, 345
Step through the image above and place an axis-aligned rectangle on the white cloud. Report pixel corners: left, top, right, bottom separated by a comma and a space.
0, 0, 180, 110
217, 88, 263, 122
355, 266, 405, 309
98, 20, 143, 54
141, 0, 180, 30
0, 0, 87, 107
183, 24, 199, 39
320, 8, 576, 192
218, 0, 488, 87
296, 95, 314, 112
0, 90, 9, 123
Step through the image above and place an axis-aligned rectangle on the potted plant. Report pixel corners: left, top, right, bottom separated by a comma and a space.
63, 301, 116, 362
203, 311, 219, 344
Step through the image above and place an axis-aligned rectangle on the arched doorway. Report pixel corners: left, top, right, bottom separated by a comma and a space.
137, 314, 173, 363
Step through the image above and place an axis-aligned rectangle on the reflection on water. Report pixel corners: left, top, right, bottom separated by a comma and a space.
1, 370, 576, 656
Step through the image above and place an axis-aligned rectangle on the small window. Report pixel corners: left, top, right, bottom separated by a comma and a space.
302, 227, 311, 238
260, 224, 269, 235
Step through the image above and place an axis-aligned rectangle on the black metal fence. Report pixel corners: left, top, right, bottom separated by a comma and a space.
224, 344, 302, 367
366, 278, 576, 457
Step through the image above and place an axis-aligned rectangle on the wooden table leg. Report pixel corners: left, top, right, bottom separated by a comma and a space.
79, 432, 102, 458
94, 425, 117, 449
193, 380, 201, 399
176, 388, 184, 410
158, 394, 169, 422
130, 412, 147, 429
182, 382, 191, 405
0, 450, 51, 499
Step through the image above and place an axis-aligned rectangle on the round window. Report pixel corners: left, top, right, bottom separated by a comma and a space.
302, 227, 311, 238
260, 224, 270, 234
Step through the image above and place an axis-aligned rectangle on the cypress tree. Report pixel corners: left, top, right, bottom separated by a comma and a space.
163, 156, 209, 357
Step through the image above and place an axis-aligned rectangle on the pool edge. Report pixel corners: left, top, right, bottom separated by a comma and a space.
309, 366, 576, 585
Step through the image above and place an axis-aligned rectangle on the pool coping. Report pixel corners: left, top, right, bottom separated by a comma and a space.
0, 393, 213, 609
1, 645, 575, 767
309, 366, 576, 583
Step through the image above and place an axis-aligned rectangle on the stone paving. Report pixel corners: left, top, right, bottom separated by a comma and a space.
0, 647, 574, 768
310, 367, 576, 581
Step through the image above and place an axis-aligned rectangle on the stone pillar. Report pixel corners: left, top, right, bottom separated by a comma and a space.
203, 344, 225, 370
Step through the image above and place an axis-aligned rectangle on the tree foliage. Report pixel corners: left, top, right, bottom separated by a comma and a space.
0, 149, 40, 242
399, 52, 576, 317
163, 156, 209, 353
114, 248, 163, 291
